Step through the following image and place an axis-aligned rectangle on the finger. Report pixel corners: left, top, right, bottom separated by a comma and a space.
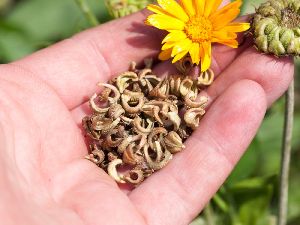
129, 79, 267, 225
204, 47, 294, 107
52, 159, 146, 225
12, 1, 241, 110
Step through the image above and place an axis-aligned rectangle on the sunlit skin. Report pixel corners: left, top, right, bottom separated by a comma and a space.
0, 1, 294, 225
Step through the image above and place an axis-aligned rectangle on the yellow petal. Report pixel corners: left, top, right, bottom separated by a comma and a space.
204, 0, 223, 17
162, 42, 175, 50
223, 22, 250, 32
180, 0, 196, 17
194, 0, 205, 16
147, 4, 173, 16
212, 8, 241, 30
146, 14, 185, 30
212, 30, 237, 40
162, 31, 187, 44
171, 38, 192, 57
157, 0, 189, 22
210, 0, 242, 20
145, 19, 152, 26
200, 42, 212, 72
189, 42, 200, 65
172, 49, 189, 63
159, 48, 173, 60
212, 39, 239, 48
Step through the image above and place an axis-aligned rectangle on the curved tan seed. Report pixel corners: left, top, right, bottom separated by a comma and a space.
89, 94, 110, 114
116, 72, 139, 93
164, 131, 185, 154
121, 93, 145, 114
124, 170, 145, 185
184, 107, 206, 130
143, 143, 173, 171
133, 117, 154, 134
98, 83, 121, 104
107, 159, 126, 184
198, 69, 214, 86
148, 127, 168, 150
184, 92, 208, 108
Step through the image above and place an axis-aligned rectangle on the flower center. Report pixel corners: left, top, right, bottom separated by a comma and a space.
185, 16, 212, 42
281, 7, 300, 29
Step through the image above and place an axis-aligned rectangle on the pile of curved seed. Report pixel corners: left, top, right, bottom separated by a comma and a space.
83, 61, 214, 186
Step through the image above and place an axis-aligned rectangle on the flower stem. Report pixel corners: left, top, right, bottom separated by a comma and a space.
74, 0, 99, 27
278, 79, 295, 225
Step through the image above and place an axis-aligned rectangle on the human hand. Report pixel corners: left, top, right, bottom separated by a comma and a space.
0, 4, 293, 225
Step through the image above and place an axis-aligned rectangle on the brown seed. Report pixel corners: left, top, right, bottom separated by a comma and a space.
133, 116, 154, 134
108, 104, 125, 119
164, 131, 185, 154
124, 170, 145, 185
180, 77, 195, 97
116, 71, 139, 93
169, 75, 183, 96
184, 107, 206, 130
91, 117, 120, 134
83, 60, 212, 186
123, 144, 144, 166
139, 71, 161, 93
175, 56, 193, 74
97, 83, 121, 104
103, 129, 123, 148
108, 152, 119, 162
143, 143, 172, 171
148, 127, 168, 150
184, 92, 207, 108
198, 69, 214, 87
89, 93, 110, 114
142, 104, 162, 124
82, 117, 101, 140
149, 78, 169, 99
121, 93, 144, 114
107, 159, 126, 184
85, 146, 105, 165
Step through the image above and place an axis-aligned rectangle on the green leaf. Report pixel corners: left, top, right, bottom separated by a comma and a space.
227, 138, 262, 184
0, 0, 111, 62
213, 193, 229, 213
229, 176, 276, 225
0, 19, 35, 62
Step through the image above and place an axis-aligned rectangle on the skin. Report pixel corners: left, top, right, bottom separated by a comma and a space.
0, 1, 294, 225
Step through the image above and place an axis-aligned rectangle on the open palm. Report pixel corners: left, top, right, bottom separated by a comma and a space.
0, 6, 294, 225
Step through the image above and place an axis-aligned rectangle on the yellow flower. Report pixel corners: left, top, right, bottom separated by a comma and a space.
146, 0, 250, 71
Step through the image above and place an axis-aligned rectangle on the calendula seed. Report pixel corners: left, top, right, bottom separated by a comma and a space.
107, 159, 126, 184
83, 60, 211, 186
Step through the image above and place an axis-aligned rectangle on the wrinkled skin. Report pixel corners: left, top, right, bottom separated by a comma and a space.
0, 2, 294, 225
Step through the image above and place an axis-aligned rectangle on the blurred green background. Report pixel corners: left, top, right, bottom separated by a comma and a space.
0, 0, 299, 224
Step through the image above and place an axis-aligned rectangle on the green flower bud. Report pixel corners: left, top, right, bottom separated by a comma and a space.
105, 0, 154, 19
252, 0, 300, 56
